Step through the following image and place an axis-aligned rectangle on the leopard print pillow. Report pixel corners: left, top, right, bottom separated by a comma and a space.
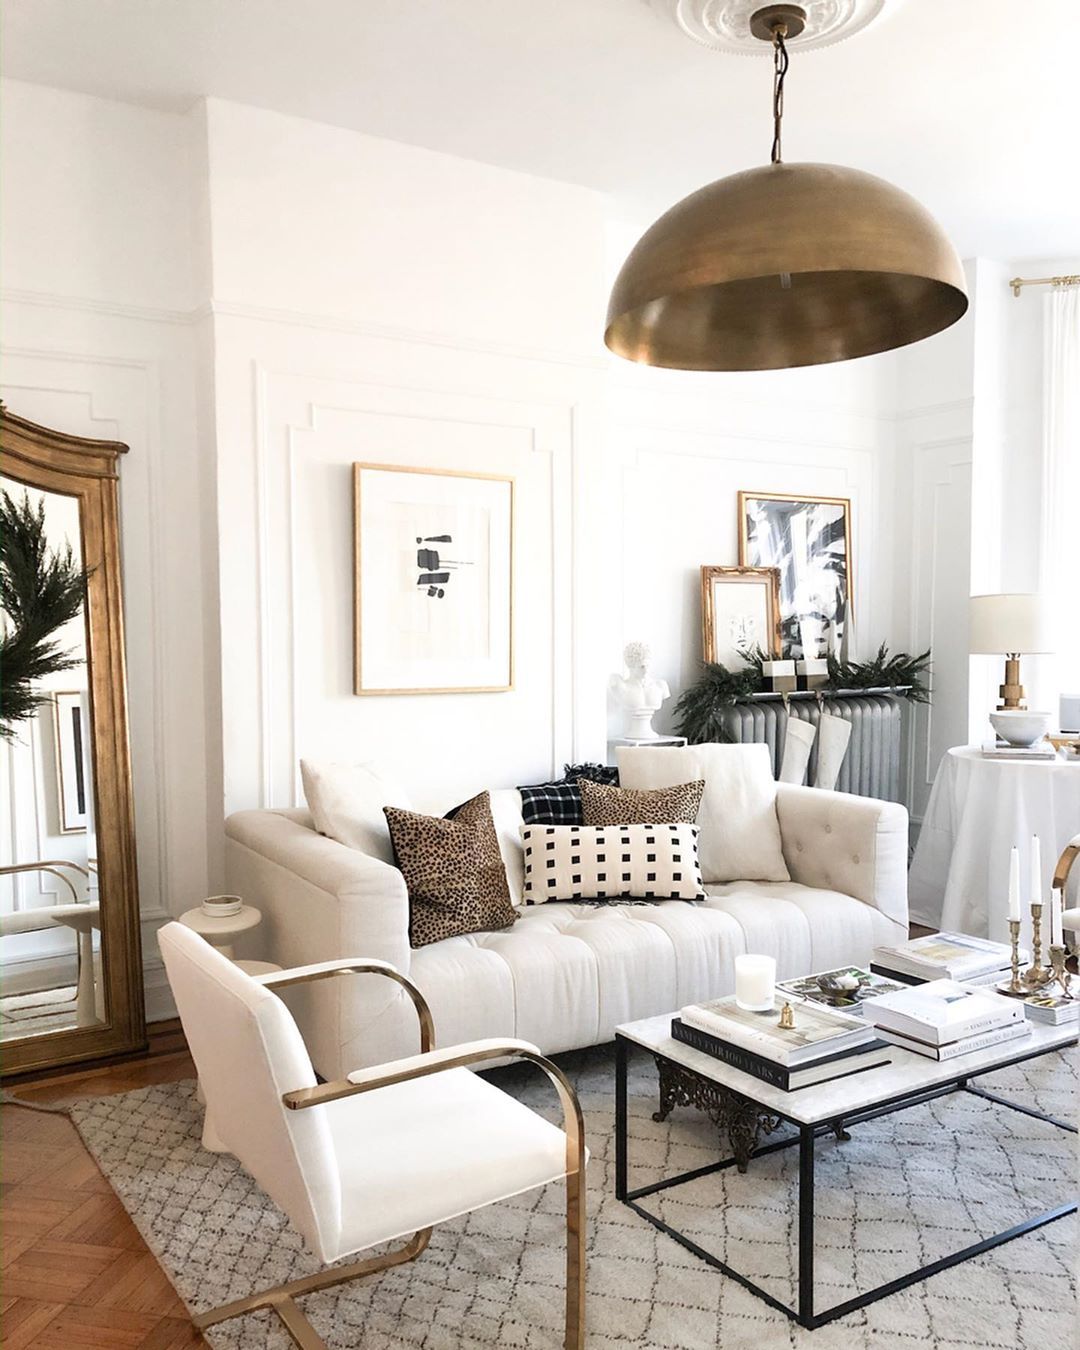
384, 791, 517, 948
578, 776, 705, 827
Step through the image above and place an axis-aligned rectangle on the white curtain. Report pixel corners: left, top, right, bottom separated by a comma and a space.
1038, 284, 1080, 715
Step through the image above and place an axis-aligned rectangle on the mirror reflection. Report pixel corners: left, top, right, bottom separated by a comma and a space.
1, 477, 103, 1040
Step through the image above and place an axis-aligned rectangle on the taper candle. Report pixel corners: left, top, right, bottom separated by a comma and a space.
1030, 835, 1042, 908
1050, 889, 1063, 947
1008, 846, 1021, 921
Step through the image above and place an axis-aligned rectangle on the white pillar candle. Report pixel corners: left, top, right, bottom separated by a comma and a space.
1030, 835, 1042, 908
1008, 846, 1021, 922
735, 954, 776, 1011
1050, 890, 1063, 947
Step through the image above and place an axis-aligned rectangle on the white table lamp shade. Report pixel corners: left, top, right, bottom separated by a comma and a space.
969, 593, 1052, 655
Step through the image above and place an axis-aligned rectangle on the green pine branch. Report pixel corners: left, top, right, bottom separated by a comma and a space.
674, 643, 932, 744
0, 489, 91, 741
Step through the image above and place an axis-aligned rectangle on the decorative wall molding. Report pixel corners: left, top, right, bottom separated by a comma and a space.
0, 288, 608, 372
1, 288, 194, 328
245, 362, 583, 812
905, 434, 973, 819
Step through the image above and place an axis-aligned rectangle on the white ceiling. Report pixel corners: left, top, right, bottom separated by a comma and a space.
2, 0, 1076, 261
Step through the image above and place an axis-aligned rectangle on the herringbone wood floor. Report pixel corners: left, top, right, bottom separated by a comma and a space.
2, 1023, 208, 1348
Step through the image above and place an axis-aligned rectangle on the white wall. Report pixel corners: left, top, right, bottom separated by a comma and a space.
201, 99, 611, 813
0, 80, 217, 1018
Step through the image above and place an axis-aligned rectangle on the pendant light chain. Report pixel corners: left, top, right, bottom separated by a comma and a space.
770, 25, 790, 164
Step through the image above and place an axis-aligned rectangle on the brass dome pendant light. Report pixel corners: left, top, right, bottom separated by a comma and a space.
605, 4, 968, 371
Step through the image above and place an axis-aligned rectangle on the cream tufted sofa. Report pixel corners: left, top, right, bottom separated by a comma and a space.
225, 774, 909, 1080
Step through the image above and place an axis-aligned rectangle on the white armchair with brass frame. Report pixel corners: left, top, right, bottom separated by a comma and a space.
158, 922, 586, 1350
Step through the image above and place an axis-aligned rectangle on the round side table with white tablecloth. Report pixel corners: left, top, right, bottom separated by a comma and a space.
909, 746, 1080, 942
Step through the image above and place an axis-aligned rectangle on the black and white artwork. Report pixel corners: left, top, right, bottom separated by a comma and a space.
53, 690, 89, 833
415, 534, 472, 598
739, 492, 853, 659
354, 464, 513, 694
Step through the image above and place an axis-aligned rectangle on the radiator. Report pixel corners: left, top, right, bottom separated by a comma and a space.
718, 693, 903, 802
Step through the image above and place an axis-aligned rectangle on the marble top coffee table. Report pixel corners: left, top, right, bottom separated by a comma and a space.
615, 1011, 1076, 1329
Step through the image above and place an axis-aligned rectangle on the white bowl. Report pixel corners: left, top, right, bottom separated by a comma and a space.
202, 894, 243, 917
989, 710, 1052, 747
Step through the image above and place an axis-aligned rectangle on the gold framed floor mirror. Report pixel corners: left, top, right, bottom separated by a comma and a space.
1, 408, 145, 1076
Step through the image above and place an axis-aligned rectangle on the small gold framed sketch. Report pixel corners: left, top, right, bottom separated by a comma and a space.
353, 462, 514, 695
700, 565, 782, 666
738, 490, 854, 657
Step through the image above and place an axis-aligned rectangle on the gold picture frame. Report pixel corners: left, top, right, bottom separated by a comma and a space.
738, 490, 854, 656
353, 462, 514, 696
700, 565, 782, 665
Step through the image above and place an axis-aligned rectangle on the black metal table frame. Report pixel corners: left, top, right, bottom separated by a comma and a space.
614, 1034, 1077, 1330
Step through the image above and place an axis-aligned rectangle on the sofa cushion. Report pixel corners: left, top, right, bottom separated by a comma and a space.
385, 792, 516, 948
396, 885, 906, 1060
578, 777, 705, 827
300, 759, 410, 865
616, 743, 790, 884
521, 823, 705, 904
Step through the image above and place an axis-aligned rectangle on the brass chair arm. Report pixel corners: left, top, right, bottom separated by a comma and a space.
282, 1039, 587, 1180
0, 860, 91, 904
257, 960, 434, 1054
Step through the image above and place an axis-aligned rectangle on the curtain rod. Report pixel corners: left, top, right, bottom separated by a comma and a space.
1009, 273, 1080, 297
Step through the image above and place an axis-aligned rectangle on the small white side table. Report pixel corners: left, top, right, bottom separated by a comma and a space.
178, 904, 263, 961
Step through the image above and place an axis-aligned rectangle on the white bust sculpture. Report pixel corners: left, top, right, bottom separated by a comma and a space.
610, 641, 670, 741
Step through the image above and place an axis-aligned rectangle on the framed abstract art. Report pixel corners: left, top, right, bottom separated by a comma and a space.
700, 565, 782, 667
353, 463, 514, 695
738, 491, 853, 658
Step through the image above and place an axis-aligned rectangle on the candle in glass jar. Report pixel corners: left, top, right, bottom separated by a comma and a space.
1007, 846, 1021, 922
1030, 835, 1042, 908
735, 954, 776, 1011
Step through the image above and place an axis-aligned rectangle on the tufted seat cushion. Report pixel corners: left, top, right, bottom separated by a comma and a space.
387, 886, 906, 1062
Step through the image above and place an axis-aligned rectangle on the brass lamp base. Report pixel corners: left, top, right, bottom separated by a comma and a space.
997, 653, 1026, 710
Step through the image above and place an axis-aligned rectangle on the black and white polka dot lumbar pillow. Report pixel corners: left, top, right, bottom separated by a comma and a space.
520, 823, 706, 903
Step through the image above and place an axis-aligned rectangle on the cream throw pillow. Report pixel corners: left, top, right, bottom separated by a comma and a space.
300, 759, 410, 864
615, 743, 790, 884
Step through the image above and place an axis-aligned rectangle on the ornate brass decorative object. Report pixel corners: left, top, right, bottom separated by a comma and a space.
778, 1000, 796, 1029
605, 4, 968, 371
652, 1054, 783, 1173
1022, 902, 1055, 991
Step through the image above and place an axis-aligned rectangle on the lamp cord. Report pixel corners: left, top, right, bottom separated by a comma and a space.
771, 25, 789, 164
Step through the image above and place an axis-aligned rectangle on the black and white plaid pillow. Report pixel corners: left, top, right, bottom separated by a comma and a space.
518, 763, 620, 826
518, 782, 583, 826
521, 823, 706, 904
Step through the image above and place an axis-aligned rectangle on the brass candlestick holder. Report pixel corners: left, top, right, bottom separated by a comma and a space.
998, 918, 1026, 996
1048, 944, 1075, 1000
1021, 902, 1055, 990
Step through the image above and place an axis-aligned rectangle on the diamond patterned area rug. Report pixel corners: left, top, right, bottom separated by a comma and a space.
70, 1043, 1076, 1349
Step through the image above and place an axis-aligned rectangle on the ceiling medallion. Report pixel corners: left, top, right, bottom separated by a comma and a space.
606, 4, 967, 371
651, 0, 891, 54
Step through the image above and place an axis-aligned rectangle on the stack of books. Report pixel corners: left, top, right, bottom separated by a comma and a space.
871, 932, 1020, 988
981, 740, 1057, 761
1021, 992, 1079, 1026
860, 980, 1028, 1060
672, 995, 891, 1091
